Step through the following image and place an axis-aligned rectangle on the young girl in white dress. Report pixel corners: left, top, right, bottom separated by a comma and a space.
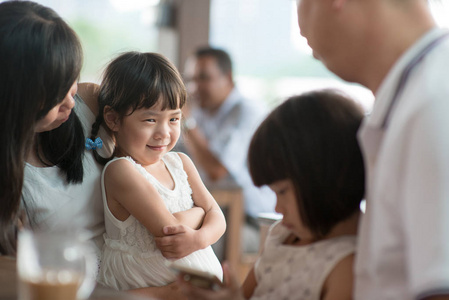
179, 89, 366, 300
89, 52, 225, 291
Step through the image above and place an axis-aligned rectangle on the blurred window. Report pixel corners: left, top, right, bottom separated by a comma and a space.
21, 0, 160, 82
209, 0, 374, 111
209, 0, 449, 112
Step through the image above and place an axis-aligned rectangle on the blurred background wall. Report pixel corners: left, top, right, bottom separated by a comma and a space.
5, 0, 449, 111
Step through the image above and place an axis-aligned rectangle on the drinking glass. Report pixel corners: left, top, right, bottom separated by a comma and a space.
17, 229, 96, 300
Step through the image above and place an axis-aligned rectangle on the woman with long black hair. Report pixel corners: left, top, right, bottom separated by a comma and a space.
0, 0, 86, 255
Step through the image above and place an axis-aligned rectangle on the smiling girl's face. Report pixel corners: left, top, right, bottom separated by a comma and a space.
110, 100, 182, 167
269, 179, 315, 243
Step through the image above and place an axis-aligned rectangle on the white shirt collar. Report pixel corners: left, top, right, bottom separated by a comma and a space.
367, 27, 448, 127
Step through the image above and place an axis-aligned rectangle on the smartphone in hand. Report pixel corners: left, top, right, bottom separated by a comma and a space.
169, 261, 222, 290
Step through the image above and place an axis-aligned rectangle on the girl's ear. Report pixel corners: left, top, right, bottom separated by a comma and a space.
103, 106, 120, 132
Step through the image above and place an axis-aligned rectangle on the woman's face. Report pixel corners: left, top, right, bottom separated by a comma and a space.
35, 81, 78, 133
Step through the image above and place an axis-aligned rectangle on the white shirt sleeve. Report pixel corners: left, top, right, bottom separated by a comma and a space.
403, 99, 449, 297
208, 102, 266, 178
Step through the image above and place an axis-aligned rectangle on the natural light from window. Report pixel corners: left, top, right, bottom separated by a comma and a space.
209, 0, 449, 113
209, 0, 375, 112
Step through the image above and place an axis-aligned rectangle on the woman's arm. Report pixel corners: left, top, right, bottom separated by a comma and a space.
76, 82, 100, 115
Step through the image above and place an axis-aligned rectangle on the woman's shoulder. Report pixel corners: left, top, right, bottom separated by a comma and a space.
77, 82, 100, 115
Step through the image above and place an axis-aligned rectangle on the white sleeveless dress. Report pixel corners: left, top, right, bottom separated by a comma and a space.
252, 221, 356, 300
98, 152, 222, 290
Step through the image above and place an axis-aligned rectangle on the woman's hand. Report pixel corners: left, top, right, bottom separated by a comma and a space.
178, 262, 244, 300
155, 225, 204, 259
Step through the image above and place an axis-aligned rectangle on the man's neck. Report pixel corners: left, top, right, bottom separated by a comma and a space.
359, 0, 436, 94
206, 86, 234, 115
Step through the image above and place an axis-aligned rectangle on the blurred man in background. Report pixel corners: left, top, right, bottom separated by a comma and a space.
179, 47, 276, 258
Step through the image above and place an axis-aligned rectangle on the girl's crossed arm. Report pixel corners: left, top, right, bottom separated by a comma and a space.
103, 158, 206, 238
155, 153, 227, 259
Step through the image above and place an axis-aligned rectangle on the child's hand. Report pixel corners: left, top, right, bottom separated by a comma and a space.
155, 224, 203, 259
128, 281, 188, 300
178, 262, 244, 300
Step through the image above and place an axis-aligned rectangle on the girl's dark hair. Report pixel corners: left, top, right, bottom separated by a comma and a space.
0, 1, 83, 255
91, 51, 187, 165
248, 89, 365, 238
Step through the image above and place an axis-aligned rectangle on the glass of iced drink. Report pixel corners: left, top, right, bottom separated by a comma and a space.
17, 229, 96, 300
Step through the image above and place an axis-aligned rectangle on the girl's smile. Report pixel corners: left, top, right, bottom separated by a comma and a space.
147, 145, 168, 151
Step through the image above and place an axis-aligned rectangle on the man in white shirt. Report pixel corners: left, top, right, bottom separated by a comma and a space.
296, 0, 449, 299
179, 47, 276, 256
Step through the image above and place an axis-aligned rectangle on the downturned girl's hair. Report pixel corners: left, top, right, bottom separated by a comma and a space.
248, 89, 365, 238
90, 51, 186, 165
0, 1, 83, 255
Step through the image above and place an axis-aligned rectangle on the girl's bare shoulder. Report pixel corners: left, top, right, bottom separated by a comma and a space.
321, 253, 355, 300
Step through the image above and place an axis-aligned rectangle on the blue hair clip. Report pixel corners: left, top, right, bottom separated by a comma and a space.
85, 137, 103, 150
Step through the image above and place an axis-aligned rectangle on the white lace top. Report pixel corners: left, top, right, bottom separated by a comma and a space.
252, 221, 356, 300
98, 152, 222, 290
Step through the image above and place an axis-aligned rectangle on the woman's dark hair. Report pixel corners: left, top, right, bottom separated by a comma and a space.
0, 0, 83, 255
248, 89, 365, 238
90, 51, 186, 165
